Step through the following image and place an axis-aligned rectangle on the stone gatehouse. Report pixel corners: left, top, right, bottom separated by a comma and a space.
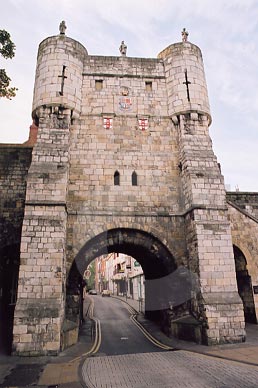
0, 24, 258, 356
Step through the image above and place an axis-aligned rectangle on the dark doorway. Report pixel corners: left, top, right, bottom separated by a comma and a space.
233, 245, 257, 324
0, 245, 20, 354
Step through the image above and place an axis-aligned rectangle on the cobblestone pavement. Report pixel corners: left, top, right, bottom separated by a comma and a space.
82, 350, 258, 388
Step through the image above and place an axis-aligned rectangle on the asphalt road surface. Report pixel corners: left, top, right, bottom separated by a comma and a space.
92, 295, 166, 356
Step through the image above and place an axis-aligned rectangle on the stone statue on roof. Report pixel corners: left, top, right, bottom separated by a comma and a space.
181, 28, 189, 42
59, 21, 67, 35
119, 41, 127, 56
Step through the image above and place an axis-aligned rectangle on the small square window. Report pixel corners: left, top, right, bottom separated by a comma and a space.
145, 81, 152, 92
95, 80, 103, 90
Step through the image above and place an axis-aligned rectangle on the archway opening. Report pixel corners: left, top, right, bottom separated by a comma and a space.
66, 228, 177, 321
65, 228, 200, 349
0, 244, 20, 354
233, 245, 257, 324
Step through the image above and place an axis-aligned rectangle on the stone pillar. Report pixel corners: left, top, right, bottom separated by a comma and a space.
12, 107, 71, 355
179, 114, 245, 344
159, 41, 245, 344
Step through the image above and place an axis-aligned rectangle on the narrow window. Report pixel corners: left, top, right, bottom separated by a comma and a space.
145, 81, 152, 92
114, 171, 120, 186
95, 80, 103, 90
132, 171, 137, 186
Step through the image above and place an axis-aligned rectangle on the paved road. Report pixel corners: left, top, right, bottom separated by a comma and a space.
83, 351, 258, 388
91, 295, 165, 356
82, 297, 258, 388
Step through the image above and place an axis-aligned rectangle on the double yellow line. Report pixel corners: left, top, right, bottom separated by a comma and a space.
90, 317, 101, 354
70, 298, 102, 362
125, 303, 173, 351
72, 297, 173, 363
87, 298, 102, 353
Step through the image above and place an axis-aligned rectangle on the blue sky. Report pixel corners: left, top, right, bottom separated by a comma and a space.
0, 0, 258, 191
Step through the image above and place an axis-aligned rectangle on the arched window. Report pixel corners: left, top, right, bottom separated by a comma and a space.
132, 171, 137, 186
114, 171, 120, 186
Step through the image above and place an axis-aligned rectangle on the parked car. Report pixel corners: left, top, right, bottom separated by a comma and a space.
88, 289, 97, 295
102, 290, 111, 297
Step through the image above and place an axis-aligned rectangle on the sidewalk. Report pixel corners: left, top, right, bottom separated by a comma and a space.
115, 294, 258, 366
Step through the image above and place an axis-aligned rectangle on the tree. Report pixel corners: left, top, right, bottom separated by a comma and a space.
0, 30, 18, 99
87, 262, 96, 290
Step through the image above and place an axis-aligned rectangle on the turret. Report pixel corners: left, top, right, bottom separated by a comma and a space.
32, 22, 87, 121
158, 30, 211, 125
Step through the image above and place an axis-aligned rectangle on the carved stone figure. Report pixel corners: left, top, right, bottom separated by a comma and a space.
181, 28, 189, 42
119, 40, 127, 56
59, 20, 67, 35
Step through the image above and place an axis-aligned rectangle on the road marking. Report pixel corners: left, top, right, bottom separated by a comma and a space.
130, 314, 173, 351
70, 297, 102, 362
121, 299, 173, 351
72, 296, 172, 363
92, 318, 101, 354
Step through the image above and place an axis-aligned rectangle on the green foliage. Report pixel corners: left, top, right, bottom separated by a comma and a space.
0, 29, 18, 99
0, 30, 15, 58
87, 262, 96, 290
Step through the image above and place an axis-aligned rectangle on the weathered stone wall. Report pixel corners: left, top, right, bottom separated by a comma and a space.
227, 192, 258, 220
176, 116, 245, 344
228, 204, 258, 321
160, 40, 245, 344
32, 35, 87, 118
67, 53, 185, 270
158, 42, 211, 122
12, 31, 249, 354
0, 145, 32, 353
0, 145, 32, 250
68, 118, 180, 215
12, 109, 70, 355
66, 215, 187, 275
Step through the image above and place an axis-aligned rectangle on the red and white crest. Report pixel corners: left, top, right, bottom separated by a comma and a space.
119, 97, 132, 111
103, 117, 113, 129
138, 118, 148, 131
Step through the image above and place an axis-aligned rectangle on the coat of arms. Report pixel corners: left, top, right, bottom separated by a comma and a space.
138, 118, 148, 131
119, 97, 132, 111
103, 117, 113, 129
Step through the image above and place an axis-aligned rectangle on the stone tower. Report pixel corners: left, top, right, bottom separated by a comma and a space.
12, 32, 87, 355
12, 26, 245, 355
158, 41, 245, 344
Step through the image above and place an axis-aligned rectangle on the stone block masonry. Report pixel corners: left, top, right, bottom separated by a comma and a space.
0, 145, 33, 353
12, 106, 70, 355
0, 145, 32, 250
11, 27, 248, 354
227, 192, 258, 220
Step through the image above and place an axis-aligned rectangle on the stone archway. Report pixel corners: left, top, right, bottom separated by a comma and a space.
71, 228, 177, 279
233, 245, 257, 324
66, 228, 179, 327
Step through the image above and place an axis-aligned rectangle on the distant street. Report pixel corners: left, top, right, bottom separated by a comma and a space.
82, 296, 258, 388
